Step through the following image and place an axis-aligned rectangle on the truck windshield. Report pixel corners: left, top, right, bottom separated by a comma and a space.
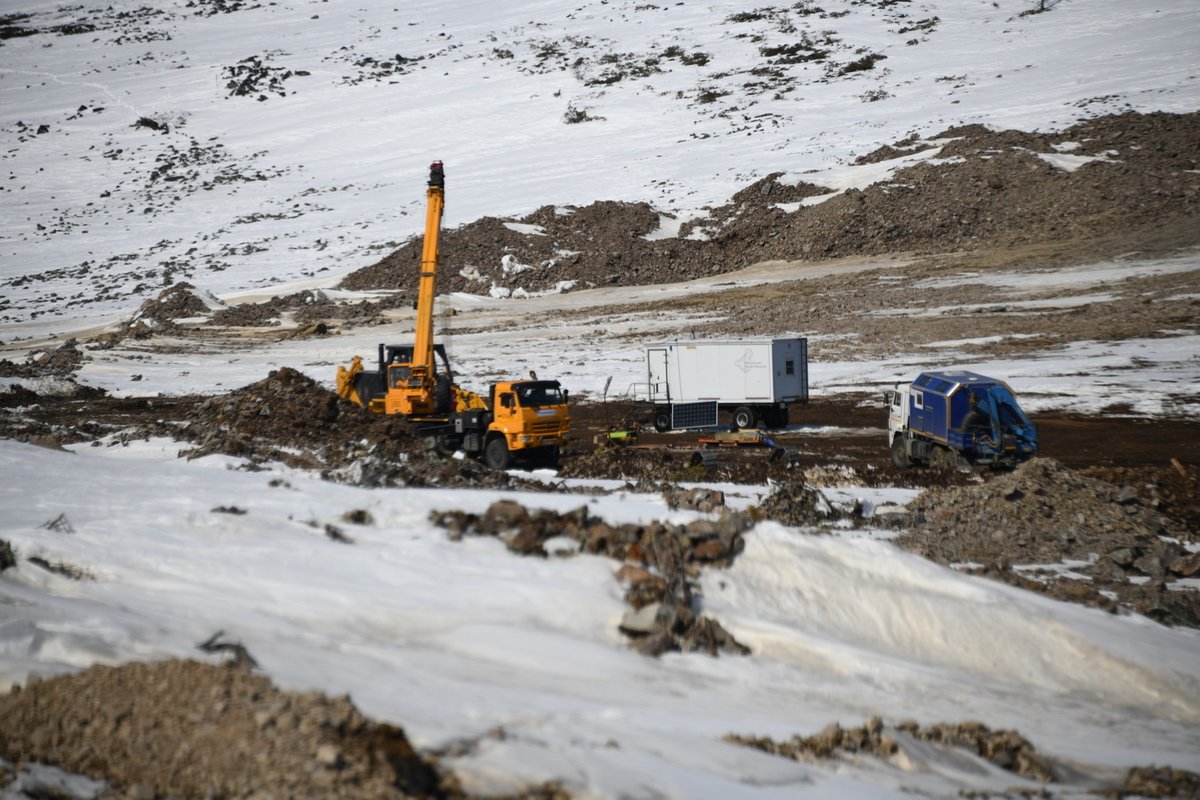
517, 382, 563, 407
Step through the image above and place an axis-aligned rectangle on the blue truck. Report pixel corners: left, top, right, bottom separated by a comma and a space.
885, 370, 1038, 470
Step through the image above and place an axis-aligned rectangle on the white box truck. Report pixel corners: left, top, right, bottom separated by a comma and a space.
635, 338, 808, 431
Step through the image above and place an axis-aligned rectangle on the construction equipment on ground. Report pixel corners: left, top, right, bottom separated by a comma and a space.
885, 370, 1038, 470
335, 162, 570, 469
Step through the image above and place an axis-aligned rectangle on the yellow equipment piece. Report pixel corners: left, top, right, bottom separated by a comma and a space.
332, 162, 570, 469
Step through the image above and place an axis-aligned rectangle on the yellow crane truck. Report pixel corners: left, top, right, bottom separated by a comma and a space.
335, 162, 570, 469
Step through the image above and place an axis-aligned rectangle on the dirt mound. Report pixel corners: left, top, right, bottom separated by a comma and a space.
174, 368, 544, 491
0, 340, 85, 379
895, 458, 1200, 626
0, 659, 447, 800
102, 282, 217, 340
211, 290, 411, 328
179, 366, 405, 461
338, 110, 1200, 297
339, 199, 721, 297
725, 110, 1200, 262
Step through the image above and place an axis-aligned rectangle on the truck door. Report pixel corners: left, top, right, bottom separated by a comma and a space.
909, 390, 926, 432
647, 348, 669, 402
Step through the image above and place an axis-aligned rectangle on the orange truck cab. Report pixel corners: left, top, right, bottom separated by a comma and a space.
456, 380, 569, 469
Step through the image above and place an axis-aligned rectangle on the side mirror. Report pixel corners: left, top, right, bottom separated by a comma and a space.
563, 389, 569, 404
500, 393, 514, 409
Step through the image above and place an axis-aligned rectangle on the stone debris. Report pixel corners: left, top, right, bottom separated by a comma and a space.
895, 458, 1199, 627
726, 718, 1057, 783
663, 486, 726, 512
432, 500, 753, 657
1109, 765, 1200, 799
0, 340, 85, 379
757, 481, 837, 527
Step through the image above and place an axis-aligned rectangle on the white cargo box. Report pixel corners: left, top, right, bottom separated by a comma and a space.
634, 338, 808, 430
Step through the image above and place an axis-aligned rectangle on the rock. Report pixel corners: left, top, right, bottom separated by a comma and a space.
619, 602, 661, 635
1115, 485, 1140, 505
315, 743, 342, 768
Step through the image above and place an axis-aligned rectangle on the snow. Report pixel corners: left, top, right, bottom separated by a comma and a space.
1, 0, 1200, 795
3, 440, 1199, 797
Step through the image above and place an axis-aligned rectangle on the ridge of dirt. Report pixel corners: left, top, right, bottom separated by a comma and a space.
432, 498, 753, 658
725, 718, 1200, 796
173, 367, 543, 491
338, 110, 1200, 297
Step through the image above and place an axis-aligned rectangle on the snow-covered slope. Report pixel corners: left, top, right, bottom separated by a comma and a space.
2, 0, 1198, 329
2, 440, 1198, 797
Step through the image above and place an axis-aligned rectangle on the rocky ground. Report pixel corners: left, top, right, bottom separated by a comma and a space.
2, 108, 1199, 798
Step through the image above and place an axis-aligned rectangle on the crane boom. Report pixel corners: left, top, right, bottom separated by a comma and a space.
412, 161, 444, 382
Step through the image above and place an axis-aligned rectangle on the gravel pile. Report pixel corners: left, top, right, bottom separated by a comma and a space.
0, 659, 447, 800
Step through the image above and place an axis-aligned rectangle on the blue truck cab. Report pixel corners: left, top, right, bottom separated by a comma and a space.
885, 370, 1038, 469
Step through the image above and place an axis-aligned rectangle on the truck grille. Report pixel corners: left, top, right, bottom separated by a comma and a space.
530, 420, 564, 435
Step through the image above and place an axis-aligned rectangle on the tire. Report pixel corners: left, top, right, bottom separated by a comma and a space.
733, 406, 757, 430
653, 409, 671, 433
537, 446, 561, 469
764, 407, 789, 429
484, 437, 511, 470
434, 375, 452, 414
890, 436, 910, 469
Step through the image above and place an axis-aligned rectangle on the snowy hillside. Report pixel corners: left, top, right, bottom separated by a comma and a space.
2, 1, 1200, 798
3, 0, 1199, 332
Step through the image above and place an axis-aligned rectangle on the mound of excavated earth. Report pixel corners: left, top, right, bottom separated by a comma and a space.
0, 659, 446, 800
340, 110, 1200, 297
895, 458, 1200, 627
175, 367, 527, 491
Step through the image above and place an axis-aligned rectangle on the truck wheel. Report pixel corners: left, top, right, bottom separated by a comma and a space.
653, 409, 671, 433
484, 437, 511, 470
890, 437, 910, 469
539, 446, 561, 469
763, 407, 789, 429
434, 375, 453, 414
733, 406, 757, 430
